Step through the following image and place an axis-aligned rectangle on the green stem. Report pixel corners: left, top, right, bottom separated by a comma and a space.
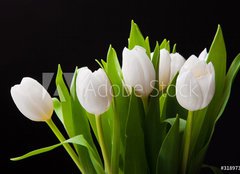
95, 115, 111, 174
142, 96, 149, 114
111, 111, 120, 174
46, 119, 84, 173
181, 111, 194, 174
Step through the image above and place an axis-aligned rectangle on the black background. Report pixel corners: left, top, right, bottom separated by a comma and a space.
1, 0, 240, 173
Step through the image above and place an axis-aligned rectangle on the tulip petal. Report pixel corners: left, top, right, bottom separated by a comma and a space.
159, 49, 171, 90
20, 77, 53, 119
198, 48, 208, 61
76, 68, 93, 105
191, 60, 208, 77
198, 62, 215, 109
197, 73, 215, 109
180, 55, 198, 74
134, 47, 156, 96
170, 52, 185, 81
176, 71, 203, 111
207, 62, 215, 74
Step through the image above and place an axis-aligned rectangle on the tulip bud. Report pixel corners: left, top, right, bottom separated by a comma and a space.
122, 45, 156, 97
159, 49, 185, 90
76, 67, 112, 115
10, 77, 53, 122
176, 49, 215, 111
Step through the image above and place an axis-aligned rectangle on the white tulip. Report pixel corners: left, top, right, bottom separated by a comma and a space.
76, 67, 112, 115
10, 77, 53, 122
176, 49, 215, 111
122, 45, 156, 97
159, 49, 185, 90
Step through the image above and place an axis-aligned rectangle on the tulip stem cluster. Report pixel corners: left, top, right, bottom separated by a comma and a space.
95, 115, 111, 174
46, 119, 84, 173
181, 111, 193, 174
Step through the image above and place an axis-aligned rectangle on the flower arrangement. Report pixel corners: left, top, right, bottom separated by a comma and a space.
10, 21, 240, 174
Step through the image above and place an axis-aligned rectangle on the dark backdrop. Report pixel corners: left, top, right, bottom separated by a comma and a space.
1, 0, 239, 173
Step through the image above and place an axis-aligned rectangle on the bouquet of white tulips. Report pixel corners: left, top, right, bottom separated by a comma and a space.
10, 21, 240, 174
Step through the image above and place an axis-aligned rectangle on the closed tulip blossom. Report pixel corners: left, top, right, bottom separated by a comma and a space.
176, 49, 215, 111
10, 77, 53, 121
76, 67, 112, 115
122, 45, 156, 97
159, 49, 185, 90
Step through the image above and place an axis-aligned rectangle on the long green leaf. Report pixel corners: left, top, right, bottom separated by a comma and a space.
188, 29, 240, 174
105, 46, 130, 171
124, 93, 148, 174
106, 46, 129, 143
145, 93, 164, 173
11, 135, 105, 174
156, 116, 180, 174
55, 65, 98, 174
217, 53, 240, 117
190, 54, 240, 173
188, 25, 226, 155
200, 25, 227, 141
55, 65, 74, 136
70, 68, 101, 173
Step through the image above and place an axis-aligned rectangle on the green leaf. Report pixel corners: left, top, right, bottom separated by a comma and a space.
145, 36, 151, 57
52, 97, 63, 124
151, 42, 160, 72
105, 45, 130, 173
156, 116, 181, 174
172, 43, 177, 53
55, 64, 74, 136
70, 68, 101, 172
11, 142, 63, 161
55, 65, 98, 174
100, 105, 114, 157
191, 54, 240, 174
159, 39, 168, 50
128, 20, 145, 49
144, 94, 164, 173
190, 25, 227, 153
105, 45, 130, 146
128, 20, 151, 57
166, 40, 170, 52
207, 25, 226, 97
124, 93, 148, 174
164, 117, 186, 133
11, 135, 105, 174
95, 59, 104, 69
188, 28, 240, 174
217, 53, 240, 117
